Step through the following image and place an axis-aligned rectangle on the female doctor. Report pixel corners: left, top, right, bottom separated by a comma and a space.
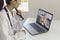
0, 0, 25, 40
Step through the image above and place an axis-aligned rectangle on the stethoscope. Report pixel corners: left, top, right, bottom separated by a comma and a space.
4, 7, 13, 27
4, 7, 24, 27
4, 7, 24, 35
15, 8, 24, 20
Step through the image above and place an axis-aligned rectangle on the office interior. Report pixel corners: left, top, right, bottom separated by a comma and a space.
0, 0, 60, 40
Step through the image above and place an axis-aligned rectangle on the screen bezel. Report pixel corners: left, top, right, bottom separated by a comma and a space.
36, 9, 53, 30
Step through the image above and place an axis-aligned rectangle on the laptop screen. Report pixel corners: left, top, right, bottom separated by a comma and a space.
36, 9, 53, 29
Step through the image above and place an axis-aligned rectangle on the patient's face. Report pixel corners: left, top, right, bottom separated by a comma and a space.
38, 14, 46, 26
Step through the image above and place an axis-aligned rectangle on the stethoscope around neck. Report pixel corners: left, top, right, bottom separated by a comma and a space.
4, 7, 24, 27
4, 7, 13, 27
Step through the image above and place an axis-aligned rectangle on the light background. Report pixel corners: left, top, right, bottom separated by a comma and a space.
4, 0, 60, 20
21, 0, 27, 2
28, 0, 60, 20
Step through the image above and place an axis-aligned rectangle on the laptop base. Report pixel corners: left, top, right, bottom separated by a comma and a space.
23, 23, 48, 36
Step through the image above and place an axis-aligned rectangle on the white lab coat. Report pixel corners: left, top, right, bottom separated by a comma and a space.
0, 18, 6, 40
0, 7, 22, 40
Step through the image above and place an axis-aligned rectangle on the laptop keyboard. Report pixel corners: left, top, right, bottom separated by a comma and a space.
30, 23, 45, 32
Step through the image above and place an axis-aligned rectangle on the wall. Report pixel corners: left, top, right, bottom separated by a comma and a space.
4, 0, 60, 20
28, 0, 60, 20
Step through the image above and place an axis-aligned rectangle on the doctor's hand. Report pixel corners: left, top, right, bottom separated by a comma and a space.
16, 10, 22, 15
15, 8, 22, 15
15, 8, 24, 20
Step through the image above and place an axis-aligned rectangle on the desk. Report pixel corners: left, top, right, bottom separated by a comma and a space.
23, 18, 60, 40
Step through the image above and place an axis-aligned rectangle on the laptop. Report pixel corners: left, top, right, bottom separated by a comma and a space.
23, 9, 53, 36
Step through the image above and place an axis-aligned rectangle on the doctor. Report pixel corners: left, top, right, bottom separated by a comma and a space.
0, 0, 25, 40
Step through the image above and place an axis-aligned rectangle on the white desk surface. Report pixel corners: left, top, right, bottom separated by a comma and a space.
23, 18, 60, 40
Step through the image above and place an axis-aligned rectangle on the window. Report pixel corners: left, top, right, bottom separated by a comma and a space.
17, 0, 29, 12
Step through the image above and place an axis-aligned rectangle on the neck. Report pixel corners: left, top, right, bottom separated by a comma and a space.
7, 5, 14, 12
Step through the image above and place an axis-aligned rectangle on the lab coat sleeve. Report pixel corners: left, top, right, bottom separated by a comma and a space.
0, 15, 14, 40
0, 15, 7, 40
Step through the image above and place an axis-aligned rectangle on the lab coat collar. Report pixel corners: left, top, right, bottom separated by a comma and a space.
5, 6, 13, 19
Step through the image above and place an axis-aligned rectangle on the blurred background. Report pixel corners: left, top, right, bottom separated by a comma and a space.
4, 0, 60, 20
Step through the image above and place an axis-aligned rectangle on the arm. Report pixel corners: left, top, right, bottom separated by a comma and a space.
0, 16, 6, 40
15, 8, 24, 20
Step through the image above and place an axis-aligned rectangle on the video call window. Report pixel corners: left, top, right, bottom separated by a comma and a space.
37, 11, 52, 28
